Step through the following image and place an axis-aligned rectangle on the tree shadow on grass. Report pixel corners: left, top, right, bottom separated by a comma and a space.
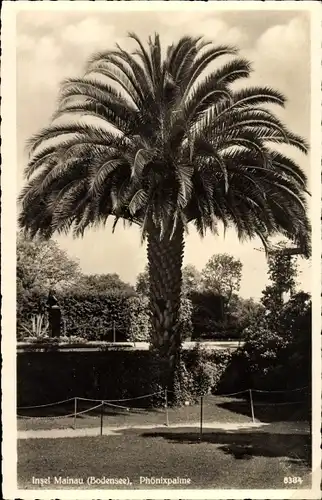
217, 400, 310, 423
141, 425, 311, 467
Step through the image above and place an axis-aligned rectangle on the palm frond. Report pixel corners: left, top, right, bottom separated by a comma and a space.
183, 45, 238, 98
87, 49, 148, 103
26, 122, 119, 155
19, 33, 310, 253
129, 32, 154, 86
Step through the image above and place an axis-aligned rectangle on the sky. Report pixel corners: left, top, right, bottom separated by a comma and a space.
16, 8, 312, 299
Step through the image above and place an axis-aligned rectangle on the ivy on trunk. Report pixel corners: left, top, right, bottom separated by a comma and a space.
147, 224, 185, 393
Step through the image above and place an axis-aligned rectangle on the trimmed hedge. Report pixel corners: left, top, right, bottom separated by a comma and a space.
17, 347, 232, 407
17, 289, 147, 342
17, 287, 243, 342
17, 350, 159, 406
60, 292, 131, 341
17, 289, 195, 342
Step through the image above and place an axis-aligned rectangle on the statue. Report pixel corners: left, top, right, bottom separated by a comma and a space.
47, 289, 61, 338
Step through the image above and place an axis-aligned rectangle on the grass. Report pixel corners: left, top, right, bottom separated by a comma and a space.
18, 395, 311, 490
18, 395, 308, 432
18, 426, 311, 490
17, 396, 254, 432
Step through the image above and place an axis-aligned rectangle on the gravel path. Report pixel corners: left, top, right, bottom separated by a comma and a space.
18, 420, 309, 440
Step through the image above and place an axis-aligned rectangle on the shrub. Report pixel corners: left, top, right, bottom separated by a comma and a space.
19, 313, 49, 339
218, 292, 312, 395
17, 288, 48, 339
58, 335, 88, 344
171, 344, 232, 404
172, 358, 196, 405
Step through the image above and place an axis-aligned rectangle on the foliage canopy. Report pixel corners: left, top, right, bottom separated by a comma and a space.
19, 34, 310, 255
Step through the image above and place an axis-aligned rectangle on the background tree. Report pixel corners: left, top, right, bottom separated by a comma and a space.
135, 266, 150, 297
19, 34, 310, 392
181, 264, 202, 297
261, 241, 299, 316
17, 234, 81, 338
201, 253, 242, 307
190, 290, 226, 340
17, 234, 81, 294
136, 263, 202, 298
76, 273, 134, 296
229, 296, 264, 332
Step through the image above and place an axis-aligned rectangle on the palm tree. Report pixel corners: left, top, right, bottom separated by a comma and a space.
19, 34, 310, 391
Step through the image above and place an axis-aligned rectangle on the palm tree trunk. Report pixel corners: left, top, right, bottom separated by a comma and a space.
147, 224, 185, 393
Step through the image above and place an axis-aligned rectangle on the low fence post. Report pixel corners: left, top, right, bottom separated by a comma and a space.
199, 395, 204, 441
73, 397, 77, 430
165, 387, 169, 427
100, 402, 104, 436
249, 389, 255, 423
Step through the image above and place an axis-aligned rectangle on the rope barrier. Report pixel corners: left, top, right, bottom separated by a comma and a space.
76, 398, 158, 412
18, 391, 165, 410
71, 402, 104, 416
103, 402, 147, 411
213, 390, 249, 398
17, 391, 309, 429
104, 391, 164, 402
76, 391, 164, 404
18, 396, 306, 420
17, 397, 75, 410
76, 396, 105, 404
17, 385, 310, 411
253, 400, 306, 407
17, 400, 154, 419
18, 402, 104, 419
110, 401, 165, 412
252, 386, 308, 394
18, 412, 76, 420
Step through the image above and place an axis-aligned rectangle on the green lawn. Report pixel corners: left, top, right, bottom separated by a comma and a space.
18, 395, 311, 490
18, 426, 311, 490
18, 396, 252, 431
18, 395, 306, 432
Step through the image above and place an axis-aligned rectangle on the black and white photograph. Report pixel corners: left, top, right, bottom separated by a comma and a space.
1, 1, 321, 498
